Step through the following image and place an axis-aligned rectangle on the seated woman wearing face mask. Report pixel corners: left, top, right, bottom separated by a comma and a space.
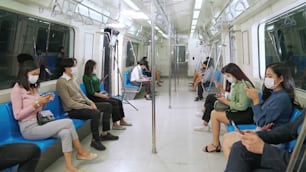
203, 63, 255, 153
222, 62, 299, 159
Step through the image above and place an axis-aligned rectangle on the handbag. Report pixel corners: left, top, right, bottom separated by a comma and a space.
214, 100, 230, 112
37, 110, 55, 125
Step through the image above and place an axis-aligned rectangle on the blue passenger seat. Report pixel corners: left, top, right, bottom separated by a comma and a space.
227, 91, 263, 132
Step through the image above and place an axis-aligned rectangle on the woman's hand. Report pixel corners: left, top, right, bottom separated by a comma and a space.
90, 103, 97, 109
241, 131, 265, 154
99, 93, 109, 99
37, 95, 52, 104
245, 87, 259, 105
260, 122, 274, 131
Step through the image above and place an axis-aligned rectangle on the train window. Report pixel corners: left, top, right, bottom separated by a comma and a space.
126, 41, 138, 67
261, 4, 306, 91
0, 9, 74, 90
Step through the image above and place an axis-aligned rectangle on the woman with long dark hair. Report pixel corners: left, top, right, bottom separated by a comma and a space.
222, 62, 299, 159
203, 63, 254, 153
83, 60, 131, 130
11, 56, 97, 172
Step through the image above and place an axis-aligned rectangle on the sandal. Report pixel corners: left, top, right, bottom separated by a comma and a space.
202, 143, 221, 153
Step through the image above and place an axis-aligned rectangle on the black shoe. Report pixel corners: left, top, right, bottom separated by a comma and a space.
100, 133, 119, 141
194, 97, 203, 101
90, 140, 106, 151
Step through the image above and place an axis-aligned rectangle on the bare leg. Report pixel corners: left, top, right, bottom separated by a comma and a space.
64, 152, 79, 172
72, 139, 90, 157
206, 110, 230, 151
194, 74, 203, 91
222, 132, 240, 159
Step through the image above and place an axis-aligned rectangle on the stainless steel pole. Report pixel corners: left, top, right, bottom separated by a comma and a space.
151, 0, 157, 154
168, 25, 172, 109
286, 116, 306, 172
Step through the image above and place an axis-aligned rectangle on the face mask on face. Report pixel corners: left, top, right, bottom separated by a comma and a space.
264, 78, 276, 89
70, 67, 77, 75
226, 77, 236, 84
93, 68, 97, 74
28, 75, 39, 84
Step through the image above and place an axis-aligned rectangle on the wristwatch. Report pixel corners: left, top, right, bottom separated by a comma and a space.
34, 100, 41, 108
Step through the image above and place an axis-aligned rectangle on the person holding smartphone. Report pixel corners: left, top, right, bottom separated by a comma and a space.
11, 58, 98, 172
225, 112, 305, 172
222, 62, 300, 159
83, 60, 131, 130
203, 63, 255, 153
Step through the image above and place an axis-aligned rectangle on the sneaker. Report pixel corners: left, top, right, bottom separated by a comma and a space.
195, 112, 202, 117
90, 140, 106, 151
193, 125, 211, 132
145, 95, 152, 100
194, 97, 203, 101
100, 133, 119, 141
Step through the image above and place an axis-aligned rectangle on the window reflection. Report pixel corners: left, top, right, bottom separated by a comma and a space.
264, 5, 306, 90
0, 9, 74, 89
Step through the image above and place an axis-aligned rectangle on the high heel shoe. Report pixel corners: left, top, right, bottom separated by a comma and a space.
202, 143, 221, 153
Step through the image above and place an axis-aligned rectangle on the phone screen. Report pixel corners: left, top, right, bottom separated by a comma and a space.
231, 120, 244, 134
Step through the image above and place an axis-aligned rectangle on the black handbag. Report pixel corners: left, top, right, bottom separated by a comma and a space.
37, 110, 55, 125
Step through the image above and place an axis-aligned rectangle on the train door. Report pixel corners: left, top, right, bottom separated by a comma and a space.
174, 45, 187, 78
103, 33, 112, 95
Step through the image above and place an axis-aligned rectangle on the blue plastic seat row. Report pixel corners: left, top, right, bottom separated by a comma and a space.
124, 71, 142, 90
0, 91, 87, 152
227, 107, 302, 152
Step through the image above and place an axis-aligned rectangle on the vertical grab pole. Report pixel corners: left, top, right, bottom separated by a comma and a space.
168, 25, 172, 109
151, 0, 157, 154
286, 117, 306, 172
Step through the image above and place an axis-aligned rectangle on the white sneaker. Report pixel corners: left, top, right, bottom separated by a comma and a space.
195, 112, 202, 117
193, 125, 211, 132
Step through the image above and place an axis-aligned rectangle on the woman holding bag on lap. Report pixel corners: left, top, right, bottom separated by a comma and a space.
11, 57, 97, 172
222, 62, 299, 159
203, 63, 254, 153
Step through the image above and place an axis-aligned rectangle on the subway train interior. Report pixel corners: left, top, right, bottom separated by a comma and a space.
0, 0, 306, 172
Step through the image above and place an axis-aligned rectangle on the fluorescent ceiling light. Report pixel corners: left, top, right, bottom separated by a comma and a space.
194, 0, 203, 10
155, 26, 161, 31
192, 19, 197, 26
193, 10, 200, 19
191, 25, 196, 30
121, 10, 148, 19
123, 0, 140, 11
106, 23, 126, 29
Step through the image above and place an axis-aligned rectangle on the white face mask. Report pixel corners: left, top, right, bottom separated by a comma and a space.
28, 75, 39, 84
93, 68, 97, 74
71, 67, 77, 75
264, 77, 276, 89
227, 77, 236, 84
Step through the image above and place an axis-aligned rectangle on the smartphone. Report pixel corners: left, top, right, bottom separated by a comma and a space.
40, 92, 53, 97
242, 80, 250, 88
231, 120, 244, 134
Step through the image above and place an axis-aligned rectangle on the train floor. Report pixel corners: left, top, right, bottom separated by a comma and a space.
45, 77, 227, 172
